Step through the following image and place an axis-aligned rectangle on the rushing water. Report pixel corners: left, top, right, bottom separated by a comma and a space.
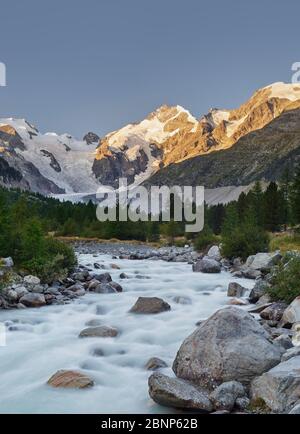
0, 253, 253, 413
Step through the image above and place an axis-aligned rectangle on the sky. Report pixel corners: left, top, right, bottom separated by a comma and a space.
0, 0, 300, 138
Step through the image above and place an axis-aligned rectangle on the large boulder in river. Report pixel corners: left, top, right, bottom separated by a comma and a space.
280, 297, 300, 327
19, 293, 46, 307
248, 279, 268, 303
227, 282, 247, 298
47, 370, 94, 389
130, 297, 171, 314
173, 307, 282, 389
148, 373, 213, 412
250, 356, 300, 413
192, 258, 221, 274
206, 245, 221, 262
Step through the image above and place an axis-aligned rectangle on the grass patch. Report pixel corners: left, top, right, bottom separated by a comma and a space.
269, 232, 300, 253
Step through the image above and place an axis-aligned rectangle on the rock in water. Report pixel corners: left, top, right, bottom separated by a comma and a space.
129, 297, 171, 314
192, 258, 221, 273
250, 356, 300, 413
79, 325, 118, 338
173, 307, 282, 389
47, 370, 94, 388
145, 357, 168, 371
19, 293, 46, 307
227, 282, 247, 297
148, 373, 213, 412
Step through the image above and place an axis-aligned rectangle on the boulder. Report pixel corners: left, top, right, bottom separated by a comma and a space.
289, 403, 300, 414
110, 281, 123, 292
273, 334, 293, 351
246, 252, 281, 271
193, 258, 221, 274
248, 280, 268, 303
130, 297, 171, 314
173, 307, 282, 389
79, 325, 118, 338
251, 356, 300, 413
227, 282, 247, 298
280, 297, 300, 327
281, 346, 300, 362
93, 283, 117, 294
207, 245, 221, 262
19, 293, 46, 308
148, 373, 213, 412
145, 357, 168, 371
23, 275, 41, 286
47, 370, 94, 389
93, 272, 112, 283
210, 381, 246, 412
6, 289, 19, 303
110, 263, 120, 270
260, 302, 287, 322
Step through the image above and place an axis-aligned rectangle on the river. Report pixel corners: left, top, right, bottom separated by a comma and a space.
0, 253, 253, 413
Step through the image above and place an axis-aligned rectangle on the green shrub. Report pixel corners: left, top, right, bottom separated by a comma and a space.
267, 253, 300, 303
221, 224, 269, 260
22, 237, 77, 284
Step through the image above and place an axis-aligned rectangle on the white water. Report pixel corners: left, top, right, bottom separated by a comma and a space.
0, 254, 253, 414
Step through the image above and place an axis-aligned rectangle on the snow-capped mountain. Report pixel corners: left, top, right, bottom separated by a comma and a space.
1, 82, 300, 202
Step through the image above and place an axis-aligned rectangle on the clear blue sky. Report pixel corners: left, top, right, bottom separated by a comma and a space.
0, 0, 299, 138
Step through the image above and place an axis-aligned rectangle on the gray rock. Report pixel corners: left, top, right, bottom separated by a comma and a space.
19, 293, 46, 307
130, 297, 171, 314
289, 403, 300, 414
119, 272, 129, 279
210, 381, 246, 412
79, 325, 118, 338
109, 281, 123, 292
251, 356, 300, 413
207, 245, 221, 262
148, 373, 213, 412
248, 279, 268, 303
7, 289, 19, 302
281, 346, 300, 362
235, 397, 250, 411
193, 258, 221, 274
145, 357, 168, 371
241, 268, 261, 280
31, 284, 45, 294
227, 282, 247, 298
273, 334, 293, 351
23, 275, 41, 286
260, 302, 287, 322
93, 272, 112, 283
246, 252, 281, 271
14, 286, 28, 298
93, 283, 117, 294
173, 307, 282, 389
280, 296, 300, 327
